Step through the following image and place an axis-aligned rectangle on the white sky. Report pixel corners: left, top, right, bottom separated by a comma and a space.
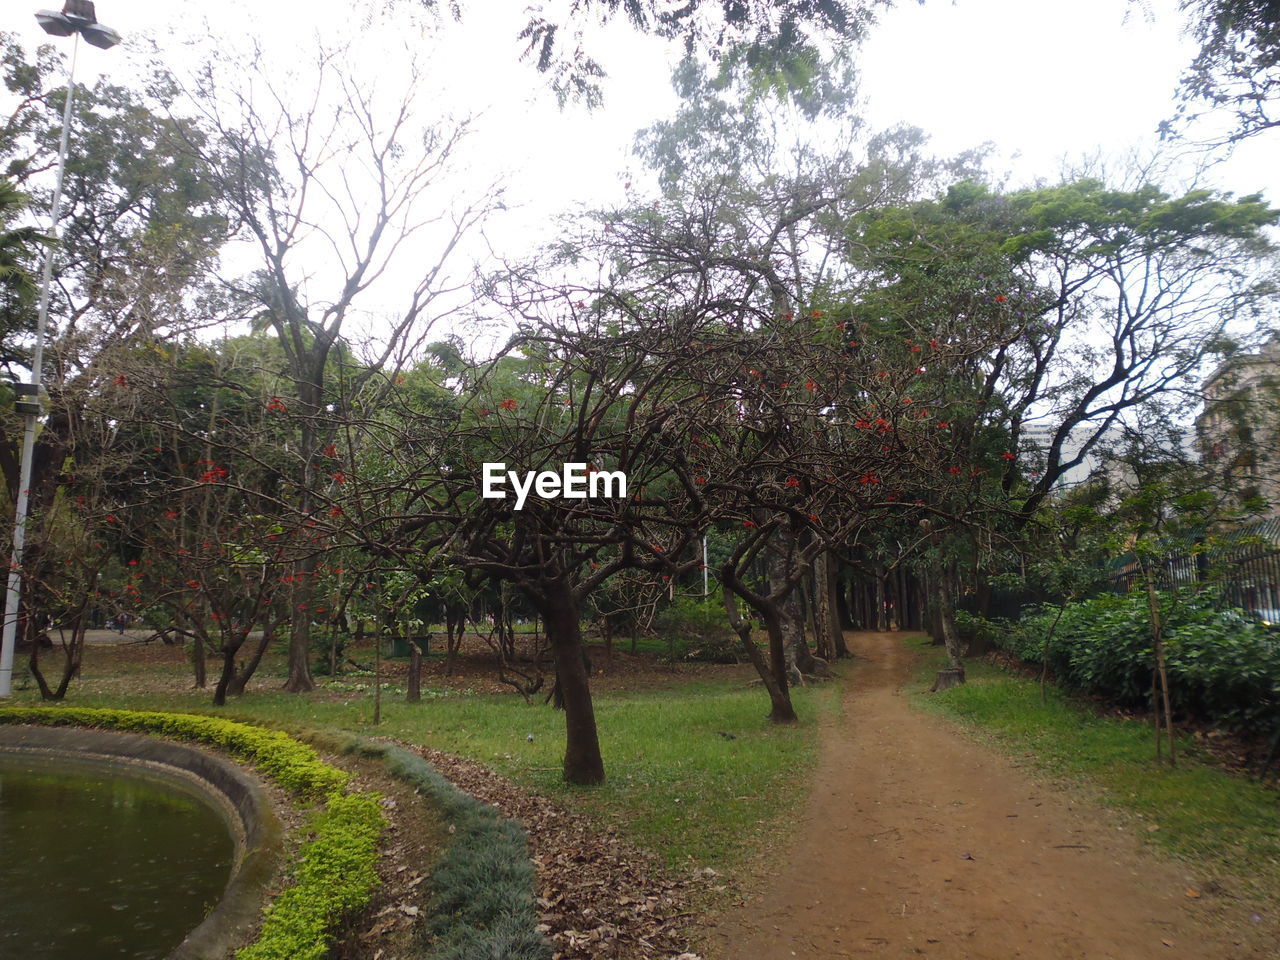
10, 0, 1278, 346
21, 0, 1277, 203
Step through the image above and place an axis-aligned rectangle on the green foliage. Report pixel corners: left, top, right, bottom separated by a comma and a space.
0, 706, 348, 797
307, 733, 550, 960
235, 792, 385, 960
1004, 592, 1280, 725
653, 596, 743, 663
954, 610, 1005, 652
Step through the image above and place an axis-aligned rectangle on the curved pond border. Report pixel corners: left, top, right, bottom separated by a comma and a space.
0, 723, 285, 960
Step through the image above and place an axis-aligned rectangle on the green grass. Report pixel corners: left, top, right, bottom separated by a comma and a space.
27, 673, 839, 870
910, 638, 1280, 891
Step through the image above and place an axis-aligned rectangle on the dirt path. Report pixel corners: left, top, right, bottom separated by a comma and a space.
704, 632, 1270, 959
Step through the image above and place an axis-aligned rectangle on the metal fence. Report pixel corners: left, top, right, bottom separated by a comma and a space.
1109, 518, 1280, 618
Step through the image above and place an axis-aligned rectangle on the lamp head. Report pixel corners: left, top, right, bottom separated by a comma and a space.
34, 2, 120, 49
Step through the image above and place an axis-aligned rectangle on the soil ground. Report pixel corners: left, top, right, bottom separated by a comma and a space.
703, 631, 1276, 960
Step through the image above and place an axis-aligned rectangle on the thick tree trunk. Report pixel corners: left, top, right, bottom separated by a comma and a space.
539, 583, 604, 785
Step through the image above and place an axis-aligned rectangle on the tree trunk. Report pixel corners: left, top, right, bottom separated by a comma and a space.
283, 553, 317, 692
213, 630, 249, 706
1142, 570, 1176, 766
407, 639, 422, 703
931, 563, 966, 689
873, 566, 888, 631
227, 619, 278, 697
817, 552, 848, 659
539, 583, 604, 785
722, 582, 795, 723
188, 610, 207, 689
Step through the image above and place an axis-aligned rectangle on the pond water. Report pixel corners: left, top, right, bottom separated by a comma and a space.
0, 752, 235, 960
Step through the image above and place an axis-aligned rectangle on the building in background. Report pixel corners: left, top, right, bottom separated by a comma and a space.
1195, 337, 1280, 519
1021, 421, 1131, 490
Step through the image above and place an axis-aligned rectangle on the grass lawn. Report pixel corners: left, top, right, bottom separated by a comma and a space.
909, 637, 1280, 894
13, 647, 840, 871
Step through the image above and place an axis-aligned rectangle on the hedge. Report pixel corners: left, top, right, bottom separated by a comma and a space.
1000, 592, 1280, 727
310, 731, 552, 960
0, 707, 385, 960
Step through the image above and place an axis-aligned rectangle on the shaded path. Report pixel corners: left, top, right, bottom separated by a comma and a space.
705, 632, 1268, 959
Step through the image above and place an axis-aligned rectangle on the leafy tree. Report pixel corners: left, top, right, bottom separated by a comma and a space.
167, 42, 500, 692
1173, 0, 1280, 141
844, 175, 1278, 681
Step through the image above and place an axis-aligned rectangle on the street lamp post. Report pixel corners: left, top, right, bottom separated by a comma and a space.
0, 2, 120, 698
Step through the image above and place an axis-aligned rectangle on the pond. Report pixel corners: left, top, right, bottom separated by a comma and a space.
0, 752, 235, 960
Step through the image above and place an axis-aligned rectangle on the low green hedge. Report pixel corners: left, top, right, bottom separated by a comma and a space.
311, 732, 551, 960
0, 707, 384, 960
0, 706, 348, 797
236, 790, 385, 960
1002, 592, 1280, 726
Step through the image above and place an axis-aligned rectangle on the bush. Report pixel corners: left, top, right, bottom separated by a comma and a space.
955, 610, 1005, 653
311, 732, 551, 960
653, 596, 743, 663
1006, 592, 1280, 726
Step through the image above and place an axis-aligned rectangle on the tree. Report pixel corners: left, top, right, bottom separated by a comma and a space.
168, 42, 500, 692
0, 38, 239, 693
843, 175, 1279, 681
1172, 0, 1280, 142
502, 0, 885, 104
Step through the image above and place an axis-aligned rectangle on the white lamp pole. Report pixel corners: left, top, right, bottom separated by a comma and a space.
0, 2, 120, 698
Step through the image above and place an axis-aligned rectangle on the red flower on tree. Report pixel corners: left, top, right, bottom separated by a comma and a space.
1000, 451, 1017, 461
332, 472, 346, 484
995, 294, 1007, 303
785, 477, 800, 488
805, 380, 817, 391
859, 473, 880, 485
499, 398, 518, 411
266, 397, 288, 412
742, 520, 757, 528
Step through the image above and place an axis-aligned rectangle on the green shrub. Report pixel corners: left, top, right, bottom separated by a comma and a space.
1007, 592, 1280, 726
0, 706, 349, 797
236, 792, 385, 960
653, 596, 742, 663
955, 610, 1006, 652
311, 732, 551, 960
